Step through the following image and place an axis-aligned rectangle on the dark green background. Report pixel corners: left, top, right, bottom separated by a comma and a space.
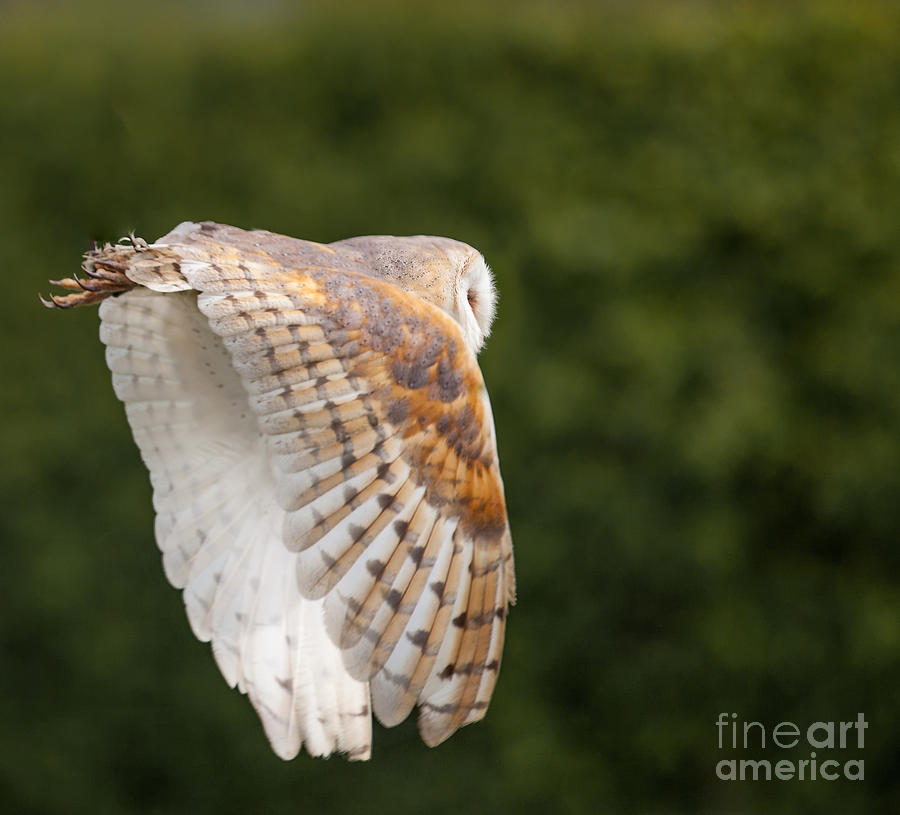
2, 1, 898, 812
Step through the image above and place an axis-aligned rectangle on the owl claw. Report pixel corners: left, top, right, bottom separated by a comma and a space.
45, 243, 137, 309
48, 276, 85, 291
74, 273, 118, 293
39, 292, 82, 309
41, 289, 119, 308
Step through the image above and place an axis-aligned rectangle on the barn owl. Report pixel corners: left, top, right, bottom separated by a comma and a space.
44, 222, 515, 761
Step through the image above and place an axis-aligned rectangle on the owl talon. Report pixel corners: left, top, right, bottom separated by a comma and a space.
71, 273, 125, 293
46, 246, 136, 309
45, 289, 117, 308
48, 276, 87, 292
40, 292, 82, 309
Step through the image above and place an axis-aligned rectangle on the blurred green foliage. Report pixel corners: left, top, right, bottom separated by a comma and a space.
2, 1, 899, 812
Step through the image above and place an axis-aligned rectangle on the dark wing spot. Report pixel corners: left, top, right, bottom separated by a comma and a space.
387, 398, 410, 425
436, 355, 463, 402
392, 359, 430, 390
406, 629, 430, 649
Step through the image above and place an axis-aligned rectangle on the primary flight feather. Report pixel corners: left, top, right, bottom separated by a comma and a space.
44, 221, 515, 760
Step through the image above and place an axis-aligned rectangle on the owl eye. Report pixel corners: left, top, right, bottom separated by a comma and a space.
467, 288, 478, 310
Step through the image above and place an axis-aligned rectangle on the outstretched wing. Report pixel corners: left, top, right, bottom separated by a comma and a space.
98, 286, 372, 760
161, 223, 516, 747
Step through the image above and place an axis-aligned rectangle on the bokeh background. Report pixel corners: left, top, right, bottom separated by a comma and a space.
2, 1, 899, 812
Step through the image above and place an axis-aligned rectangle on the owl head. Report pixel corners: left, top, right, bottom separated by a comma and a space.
334, 235, 497, 355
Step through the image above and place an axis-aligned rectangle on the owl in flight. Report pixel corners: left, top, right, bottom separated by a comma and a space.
44, 221, 515, 761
